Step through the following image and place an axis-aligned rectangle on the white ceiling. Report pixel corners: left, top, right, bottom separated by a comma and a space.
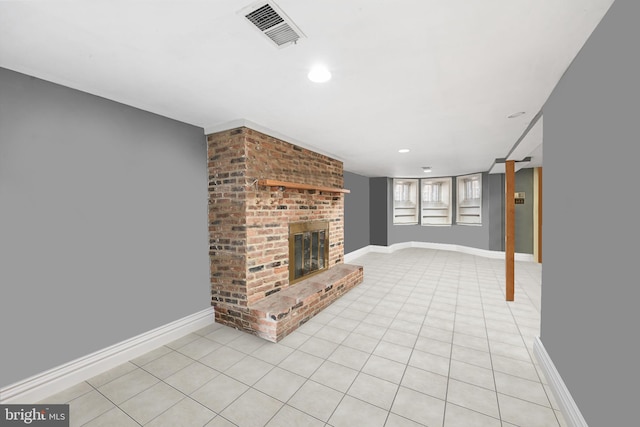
0, 0, 614, 178
488, 114, 543, 174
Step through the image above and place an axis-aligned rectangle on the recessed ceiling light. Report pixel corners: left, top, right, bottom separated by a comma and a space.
308, 65, 331, 83
422, 166, 432, 173
507, 111, 526, 118
398, 149, 410, 153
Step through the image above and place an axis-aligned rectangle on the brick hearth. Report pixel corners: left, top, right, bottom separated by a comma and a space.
207, 126, 363, 342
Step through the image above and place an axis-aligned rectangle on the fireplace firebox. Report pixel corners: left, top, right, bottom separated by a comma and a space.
289, 221, 329, 284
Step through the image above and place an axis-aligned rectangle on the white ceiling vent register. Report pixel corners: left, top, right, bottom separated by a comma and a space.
239, 1, 306, 48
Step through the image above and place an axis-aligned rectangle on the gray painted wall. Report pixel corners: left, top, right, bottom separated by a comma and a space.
488, 173, 505, 251
541, 1, 638, 425
514, 168, 534, 254
484, 169, 535, 253
387, 173, 502, 250
343, 171, 370, 253
369, 177, 388, 246
0, 68, 209, 387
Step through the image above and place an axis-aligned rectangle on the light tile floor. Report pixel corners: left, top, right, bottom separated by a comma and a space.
41, 248, 566, 427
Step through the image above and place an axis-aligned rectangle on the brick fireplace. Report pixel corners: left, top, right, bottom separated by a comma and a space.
207, 126, 363, 342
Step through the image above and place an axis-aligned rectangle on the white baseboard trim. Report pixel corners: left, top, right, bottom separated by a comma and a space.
533, 337, 588, 427
345, 242, 535, 263
0, 307, 215, 404
343, 245, 373, 263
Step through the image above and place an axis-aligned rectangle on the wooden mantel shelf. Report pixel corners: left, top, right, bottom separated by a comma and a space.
258, 179, 350, 194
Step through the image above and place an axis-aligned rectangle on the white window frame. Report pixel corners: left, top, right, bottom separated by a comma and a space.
456, 173, 482, 225
420, 177, 452, 226
393, 178, 419, 224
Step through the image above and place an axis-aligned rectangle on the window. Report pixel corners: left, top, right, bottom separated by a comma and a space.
421, 177, 452, 225
456, 173, 482, 224
393, 178, 418, 224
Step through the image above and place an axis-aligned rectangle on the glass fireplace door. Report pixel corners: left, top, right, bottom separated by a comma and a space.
289, 221, 329, 283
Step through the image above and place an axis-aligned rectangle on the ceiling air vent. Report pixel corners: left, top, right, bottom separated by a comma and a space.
240, 1, 305, 48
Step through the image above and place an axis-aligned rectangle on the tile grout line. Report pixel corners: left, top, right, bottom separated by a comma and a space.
500, 266, 564, 427
442, 251, 470, 427
489, 258, 559, 426
381, 250, 441, 427
101, 342, 227, 427
317, 262, 408, 426
315, 249, 440, 426
474, 254, 505, 426
45, 248, 553, 427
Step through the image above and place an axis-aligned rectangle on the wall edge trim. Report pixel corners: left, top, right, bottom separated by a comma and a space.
0, 307, 215, 404
533, 337, 589, 427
